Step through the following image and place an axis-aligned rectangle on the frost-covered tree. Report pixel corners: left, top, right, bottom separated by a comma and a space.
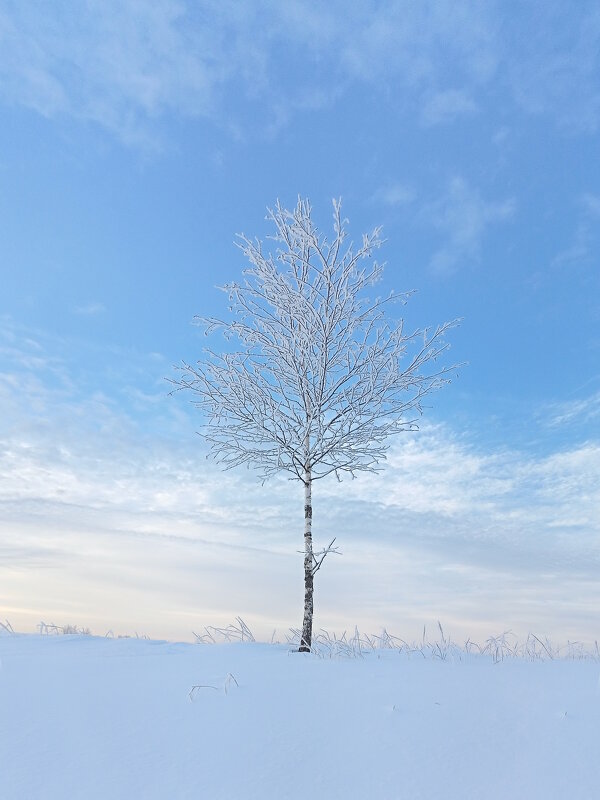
172, 198, 458, 651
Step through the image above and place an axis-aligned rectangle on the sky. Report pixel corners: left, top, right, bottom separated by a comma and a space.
0, 0, 599, 643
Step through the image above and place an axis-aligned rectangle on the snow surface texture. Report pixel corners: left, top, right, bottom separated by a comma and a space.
1, 633, 599, 800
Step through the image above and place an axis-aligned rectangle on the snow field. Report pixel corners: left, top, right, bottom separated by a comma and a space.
1, 633, 599, 799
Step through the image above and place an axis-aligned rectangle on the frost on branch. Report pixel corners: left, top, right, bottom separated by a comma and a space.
171, 196, 459, 651
171, 197, 459, 483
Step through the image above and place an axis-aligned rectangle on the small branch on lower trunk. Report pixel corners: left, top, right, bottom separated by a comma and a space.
311, 537, 342, 575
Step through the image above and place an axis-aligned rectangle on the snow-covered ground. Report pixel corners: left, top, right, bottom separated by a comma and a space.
1, 630, 599, 799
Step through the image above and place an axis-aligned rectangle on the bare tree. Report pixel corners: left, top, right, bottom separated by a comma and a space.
171, 197, 459, 651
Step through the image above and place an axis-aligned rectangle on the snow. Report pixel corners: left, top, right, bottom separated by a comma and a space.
1, 633, 599, 799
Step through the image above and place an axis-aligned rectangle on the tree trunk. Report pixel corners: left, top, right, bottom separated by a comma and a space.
299, 468, 313, 652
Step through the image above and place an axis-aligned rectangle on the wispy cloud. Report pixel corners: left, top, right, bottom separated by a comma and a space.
425, 177, 515, 273
553, 192, 600, 266
581, 193, 600, 218
372, 182, 415, 208
332, 1, 498, 88
506, 2, 600, 134
420, 89, 477, 126
1, 2, 597, 147
322, 426, 600, 553
552, 225, 593, 267
543, 390, 600, 429
0, 1, 231, 147
73, 302, 106, 316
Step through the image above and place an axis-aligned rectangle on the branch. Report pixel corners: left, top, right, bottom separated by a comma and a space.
311, 537, 342, 575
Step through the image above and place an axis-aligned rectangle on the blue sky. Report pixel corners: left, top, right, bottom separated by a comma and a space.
0, 0, 599, 642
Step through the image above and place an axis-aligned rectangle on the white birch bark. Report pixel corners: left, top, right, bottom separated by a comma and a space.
299, 466, 313, 651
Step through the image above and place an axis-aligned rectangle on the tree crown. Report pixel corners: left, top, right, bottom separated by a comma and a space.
172, 197, 458, 482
